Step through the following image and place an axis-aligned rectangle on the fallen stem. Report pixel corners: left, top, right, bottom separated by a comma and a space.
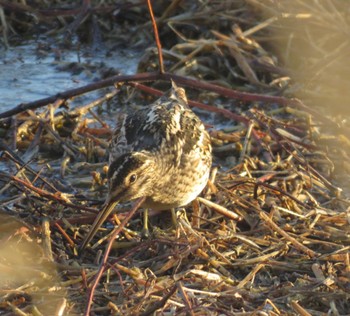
84, 196, 146, 316
147, 0, 164, 73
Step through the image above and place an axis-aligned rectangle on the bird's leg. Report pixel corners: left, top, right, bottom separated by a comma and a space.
141, 208, 150, 238
171, 208, 178, 227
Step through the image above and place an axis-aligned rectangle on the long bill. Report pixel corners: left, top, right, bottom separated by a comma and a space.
79, 200, 119, 253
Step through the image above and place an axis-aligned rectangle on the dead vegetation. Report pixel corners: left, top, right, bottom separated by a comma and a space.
0, 1, 349, 315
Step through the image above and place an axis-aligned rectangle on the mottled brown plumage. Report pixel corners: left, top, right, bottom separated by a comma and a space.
80, 81, 212, 251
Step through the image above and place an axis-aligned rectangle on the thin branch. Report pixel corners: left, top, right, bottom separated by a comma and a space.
260, 211, 318, 258
0, 171, 98, 213
147, 0, 164, 73
0, 71, 345, 135
84, 197, 146, 316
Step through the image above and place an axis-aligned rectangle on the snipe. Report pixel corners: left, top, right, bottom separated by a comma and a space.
79, 81, 212, 251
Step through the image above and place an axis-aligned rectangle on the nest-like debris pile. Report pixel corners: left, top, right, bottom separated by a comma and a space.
0, 1, 349, 315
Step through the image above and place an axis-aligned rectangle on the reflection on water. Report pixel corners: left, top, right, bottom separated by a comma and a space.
0, 212, 67, 315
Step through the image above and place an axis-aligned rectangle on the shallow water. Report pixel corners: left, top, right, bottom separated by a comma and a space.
0, 39, 141, 112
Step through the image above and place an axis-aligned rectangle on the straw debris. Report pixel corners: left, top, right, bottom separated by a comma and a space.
0, 0, 349, 315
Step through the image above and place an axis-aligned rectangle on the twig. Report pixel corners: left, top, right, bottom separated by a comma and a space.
0, 0, 47, 21
140, 285, 177, 316
254, 181, 313, 209
1, 72, 345, 137
290, 301, 312, 316
0, 72, 160, 119
130, 82, 250, 125
64, 1, 91, 41
84, 197, 146, 316
0, 140, 58, 192
197, 197, 241, 220
0, 171, 98, 213
55, 222, 76, 248
146, 0, 164, 73
176, 281, 194, 316
260, 211, 318, 258
42, 218, 54, 261
238, 122, 254, 164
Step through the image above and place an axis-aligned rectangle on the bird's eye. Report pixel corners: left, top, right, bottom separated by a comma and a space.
129, 174, 137, 184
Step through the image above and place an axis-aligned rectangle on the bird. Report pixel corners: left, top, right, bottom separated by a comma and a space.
79, 80, 212, 252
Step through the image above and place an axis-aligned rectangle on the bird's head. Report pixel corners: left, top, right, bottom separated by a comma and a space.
107, 152, 156, 203
168, 80, 187, 104
79, 152, 156, 252
158, 80, 188, 108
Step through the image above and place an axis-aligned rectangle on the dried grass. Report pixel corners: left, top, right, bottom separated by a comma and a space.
0, 0, 349, 315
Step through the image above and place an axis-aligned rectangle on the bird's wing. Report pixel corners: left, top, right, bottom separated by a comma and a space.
109, 108, 163, 163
